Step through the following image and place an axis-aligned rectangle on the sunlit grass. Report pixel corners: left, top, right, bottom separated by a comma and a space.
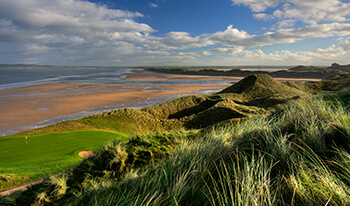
56, 95, 350, 206
0, 130, 127, 190
2, 75, 350, 205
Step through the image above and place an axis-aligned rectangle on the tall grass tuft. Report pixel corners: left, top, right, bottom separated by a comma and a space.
50, 174, 69, 197
287, 145, 350, 205
205, 153, 277, 206
6, 92, 350, 206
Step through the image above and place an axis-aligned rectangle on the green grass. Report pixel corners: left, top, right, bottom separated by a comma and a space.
18, 74, 310, 138
20, 74, 310, 136
146, 66, 340, 79
0, 130, 127, 190
2, 74, 350, 205
10, 94, 347, 206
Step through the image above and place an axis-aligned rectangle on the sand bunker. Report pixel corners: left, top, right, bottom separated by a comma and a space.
78, 150, 96, 158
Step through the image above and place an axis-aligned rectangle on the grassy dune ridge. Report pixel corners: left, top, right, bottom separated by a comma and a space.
21, 74, 308, 136
146, 64, 350, 79
1, 73, 350, 205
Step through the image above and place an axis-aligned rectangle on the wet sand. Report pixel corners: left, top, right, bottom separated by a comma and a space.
0, 69, 321, 135
0, 82, 229, 135
125, 69, 322, 82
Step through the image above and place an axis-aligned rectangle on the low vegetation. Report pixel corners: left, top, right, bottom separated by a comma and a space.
0, 130, 127, 190
23, 74, 307, 136
147, 63, 350, 79
1, 72, 350, 205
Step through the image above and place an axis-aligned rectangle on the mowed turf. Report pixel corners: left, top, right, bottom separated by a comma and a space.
0, 130, 128, 190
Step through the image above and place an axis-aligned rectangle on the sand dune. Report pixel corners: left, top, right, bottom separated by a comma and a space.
0, 69, 321, 135
0, 82, 229, 135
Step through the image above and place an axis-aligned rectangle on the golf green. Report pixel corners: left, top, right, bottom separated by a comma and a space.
0, 130, 128, 189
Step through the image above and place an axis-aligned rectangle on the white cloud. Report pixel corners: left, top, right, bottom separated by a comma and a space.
0, 0, 148, 31
232, 0, 280, 12
179, 51, 202, 57
254, 13, 272, 21
0, 0, 349, 66
276, 19, 296, 28
107, 32, 169, 50
207, 23, 350, 47
199, 38, 350, 66
201, 47, 245, 56
339, 37, 350, 51
0, 0, 153, 43
176, 52, 201, 60
23, 43, 51, 54
206, 25, 251, 46
149, 3, 158, 8
106, 31, 213, 50
275, 1, 350, 24
233, 0, 350, 24
0, 0, 166, 65
0, 0, 216, 65
163, 32, 214, 48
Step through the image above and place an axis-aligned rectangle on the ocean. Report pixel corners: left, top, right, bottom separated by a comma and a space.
0, 67, 231, 91
0, 67, 132, 91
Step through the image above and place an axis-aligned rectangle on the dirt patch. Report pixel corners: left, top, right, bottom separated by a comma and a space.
78, 150, 96, 158
0, 178, 44, 196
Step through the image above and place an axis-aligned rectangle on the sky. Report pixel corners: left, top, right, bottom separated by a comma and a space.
0, 0, 350, 66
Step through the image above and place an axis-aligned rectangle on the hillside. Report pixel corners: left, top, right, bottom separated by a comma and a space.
147, 63, 350, 79
1, 74, 350, 205
22, 74, 307, 136
289, 63, 350, 73
284, 71, 350, 93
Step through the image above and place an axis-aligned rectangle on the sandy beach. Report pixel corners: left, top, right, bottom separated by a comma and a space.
0, 69, 321, 135
125, 69, 322, 82
0, 83, 230, 135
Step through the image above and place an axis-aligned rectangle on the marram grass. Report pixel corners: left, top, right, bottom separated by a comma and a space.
63, 96, 350, 206
2, 93, 350, 205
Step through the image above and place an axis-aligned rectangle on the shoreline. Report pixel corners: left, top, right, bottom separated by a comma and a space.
126, 69, 323, 82
0, 69, 322, 136
0, 82, 228, 136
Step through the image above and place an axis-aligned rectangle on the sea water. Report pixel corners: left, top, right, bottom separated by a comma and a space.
0, 67, 232, 91
0, 67, 133, 91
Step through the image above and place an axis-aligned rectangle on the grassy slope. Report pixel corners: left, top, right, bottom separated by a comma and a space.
20, 74, 311, 138
0, 130, 127, 190
7, 93, 349, 206
2, 73, 350, 205
146, 65, 350, 79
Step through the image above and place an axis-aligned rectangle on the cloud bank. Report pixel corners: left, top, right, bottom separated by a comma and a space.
232, 0, 350, 25
0, 0, 349, 66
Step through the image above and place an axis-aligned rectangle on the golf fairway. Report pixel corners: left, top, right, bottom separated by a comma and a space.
0, 130, 127, 189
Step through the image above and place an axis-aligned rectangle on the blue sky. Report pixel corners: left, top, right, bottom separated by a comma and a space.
0, 0, 350, 66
